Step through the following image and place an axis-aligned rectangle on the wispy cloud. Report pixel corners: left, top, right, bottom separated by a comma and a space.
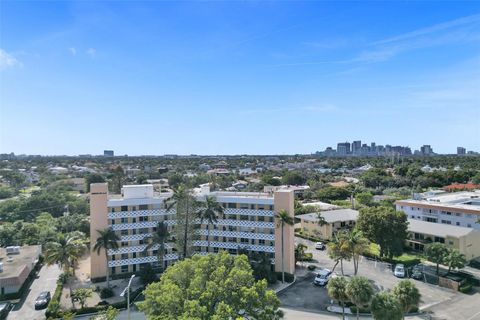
86, 48, 96, 58
68, 47, 77, 56
355, 13, 480, 63
0, 49, 21, 70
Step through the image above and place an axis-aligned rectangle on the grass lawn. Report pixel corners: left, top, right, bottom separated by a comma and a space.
364, 243, 424, 265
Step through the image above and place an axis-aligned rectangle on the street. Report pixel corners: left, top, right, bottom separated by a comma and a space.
8, 264, 62, 320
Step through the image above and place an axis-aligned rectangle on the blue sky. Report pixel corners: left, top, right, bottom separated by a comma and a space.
1, 1, 479, 155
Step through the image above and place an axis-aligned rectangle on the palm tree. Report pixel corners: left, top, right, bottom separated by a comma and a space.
44, 233, 86, 307
44, 233, 86, 275
275, 209, 294, 283
167, 185, 197, 259
344, 229, 369, 275
197, 196, 223, 252
371, 292, 403, 320
346, 276, 374, 320
393, 280, 421, 320
327, 231, 352, 276
444, 248, 467, 274
327, 276, 349, 320
144, 221, 170, 272
93, 228, 120, 288
317, 212, 327, 227
295, 243, 307, 264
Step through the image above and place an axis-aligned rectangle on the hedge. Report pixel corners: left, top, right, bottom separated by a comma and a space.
45, 277, 65, 318
459, 283, 473, 294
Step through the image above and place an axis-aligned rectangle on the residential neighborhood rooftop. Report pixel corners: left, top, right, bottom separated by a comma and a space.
408, 219, 476, 238
297, 209, 359, 224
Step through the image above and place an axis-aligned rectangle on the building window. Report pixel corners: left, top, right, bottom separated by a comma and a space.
121, 218, 128, 223
139, 205, 148, 210
121, 241, 128, 247
258, 216, 265, 222
111, 267, 116, 274
121, 206, 128, 211
133, 252, 137, 258
228, 203, 236, 209
259, 239, 265, 245
269, 205, 274, 210
121, 265, 129, 273
121, 230, 128, 236
132, 218, 136, 223
110, 219, 115, 225
448, 241, 454, 245
456, 222, 460, 226
214, 247, 219, 253
131, 206, 137, 211
121, 253, 128, 260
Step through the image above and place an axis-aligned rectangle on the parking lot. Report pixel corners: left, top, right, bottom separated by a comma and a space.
278, 270, 331, 312
278, 237, 480, 319
8, 264, 61, 320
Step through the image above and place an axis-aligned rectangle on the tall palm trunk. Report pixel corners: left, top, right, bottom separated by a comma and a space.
183, 198, 189, 259
159, 241, 165, 272
340, 259, 344, 276
105, 250, 110, 287
281, 222, 285, 283
341, 301, 345, 320
207, 223, 211, 253
331, 260, 339, 273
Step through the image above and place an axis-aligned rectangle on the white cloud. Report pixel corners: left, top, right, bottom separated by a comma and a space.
0, 49, 21, 70
68, 47, 77, 56
86, 48, 96, 58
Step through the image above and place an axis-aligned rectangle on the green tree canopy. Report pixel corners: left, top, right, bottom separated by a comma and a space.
356, 207, 408, 258
371, 291, 403, 320
392, 280, 421, 317
443, 248, 467, 274
138, 252, 282, 320
346, 276, 374, 320
425, 242, 449, 275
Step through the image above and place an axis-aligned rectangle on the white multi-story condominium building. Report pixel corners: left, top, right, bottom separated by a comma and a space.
89, 183, 295, 281
396, 190, 480, 230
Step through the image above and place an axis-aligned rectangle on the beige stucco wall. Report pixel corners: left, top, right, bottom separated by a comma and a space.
461, 231, 480, 260
90, 183, 109, 279
300, 219, 333, 240
274, 190, 295, 274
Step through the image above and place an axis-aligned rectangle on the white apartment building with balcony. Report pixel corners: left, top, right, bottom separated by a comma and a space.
396, 190, 480, 230
89, 183, 295, 281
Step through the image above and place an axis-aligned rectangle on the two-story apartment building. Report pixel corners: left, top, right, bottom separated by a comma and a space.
89, 183, 295, 281
396, 191, 480, 230
297, 209, 359, 240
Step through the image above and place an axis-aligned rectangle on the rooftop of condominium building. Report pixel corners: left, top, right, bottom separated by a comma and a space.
396, 190, 480, 214
408, 219, 476, 238
297, 209, 359, 224
0, 245, 41, 278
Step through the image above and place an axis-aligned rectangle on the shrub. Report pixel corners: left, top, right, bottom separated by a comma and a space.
459, 283, 473, 294
45, 280, 64, 318
100, 287, 114, 299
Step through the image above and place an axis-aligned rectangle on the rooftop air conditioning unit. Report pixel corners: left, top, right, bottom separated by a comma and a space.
6, 246, 20, 254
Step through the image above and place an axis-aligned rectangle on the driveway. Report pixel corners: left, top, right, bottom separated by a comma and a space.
278, 270, 331, 312
9, 264, 61, 320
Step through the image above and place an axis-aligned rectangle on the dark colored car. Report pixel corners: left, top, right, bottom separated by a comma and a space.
411, 264, 424, 280
0, 302, 13, 320
34, 291, 51, 310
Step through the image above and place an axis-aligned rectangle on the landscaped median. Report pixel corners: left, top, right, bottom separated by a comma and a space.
45, 274, 144, 320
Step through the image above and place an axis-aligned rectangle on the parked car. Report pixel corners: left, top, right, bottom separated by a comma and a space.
411, 264, 424, 280
394, 264, 406, 278
313, 268, 332, 286
34, 291, 51, 310
0, 302, 13, 320
315, 242, 326, 250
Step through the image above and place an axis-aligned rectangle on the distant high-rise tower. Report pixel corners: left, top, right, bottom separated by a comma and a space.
104, 150, 114, 157
420, 145, 433, 155
337, 142, 351, 155
352, 140, 361, 154
457, 147, 466, 155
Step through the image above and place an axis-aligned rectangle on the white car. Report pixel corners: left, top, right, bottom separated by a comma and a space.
315, 242, 326, 250
394, 264, 405, 278
313, 269, 331, 286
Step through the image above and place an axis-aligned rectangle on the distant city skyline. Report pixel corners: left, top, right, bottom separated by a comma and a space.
1, 2, 479, 155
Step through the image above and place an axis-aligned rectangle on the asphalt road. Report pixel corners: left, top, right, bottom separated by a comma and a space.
8, 264, 61, 320
278, 271, 331, 312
